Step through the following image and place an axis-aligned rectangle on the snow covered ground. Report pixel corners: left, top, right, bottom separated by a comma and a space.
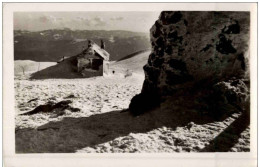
15, 52, 250, 153
15, 75, 250, 153
14, 60, 56, 76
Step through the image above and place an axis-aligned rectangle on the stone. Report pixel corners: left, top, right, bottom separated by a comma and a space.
187, 122, 195, 130
145, 11, 249, 95
20, 100, 81, 115
212, 78, 250, 111
129, 11, 250, 116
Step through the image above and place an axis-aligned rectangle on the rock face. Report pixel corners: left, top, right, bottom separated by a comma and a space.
129, 11, 250, 116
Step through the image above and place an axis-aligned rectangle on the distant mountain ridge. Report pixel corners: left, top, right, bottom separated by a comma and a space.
14, 29, 151, 62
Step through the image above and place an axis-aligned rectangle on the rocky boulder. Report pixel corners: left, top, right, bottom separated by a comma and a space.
129, 11, 250, 116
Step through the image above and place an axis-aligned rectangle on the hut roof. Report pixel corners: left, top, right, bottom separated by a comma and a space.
92, 43, 110, 61
78, 42, 110, 61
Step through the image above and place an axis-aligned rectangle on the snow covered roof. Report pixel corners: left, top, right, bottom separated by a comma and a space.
78, 42, 110, 61
91, 43, 110, 61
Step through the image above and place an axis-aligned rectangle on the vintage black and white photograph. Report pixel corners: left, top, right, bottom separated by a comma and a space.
12, 8, 252, 154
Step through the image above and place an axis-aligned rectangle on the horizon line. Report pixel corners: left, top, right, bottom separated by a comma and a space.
14, 28, 150, 34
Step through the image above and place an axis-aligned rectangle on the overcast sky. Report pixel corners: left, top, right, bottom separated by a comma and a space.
14, 12, 160, 33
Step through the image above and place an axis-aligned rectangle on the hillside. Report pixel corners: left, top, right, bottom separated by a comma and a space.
110, 50, 151, 75
14, 29, 150, 62
14, 60, 56, 75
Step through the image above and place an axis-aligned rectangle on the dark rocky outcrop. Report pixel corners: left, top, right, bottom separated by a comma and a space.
129, 11, 250, 116
21, 100, 80, 116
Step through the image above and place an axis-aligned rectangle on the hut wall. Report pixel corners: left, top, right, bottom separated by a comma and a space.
103, 61, 109, 75
77, 57, 104, 77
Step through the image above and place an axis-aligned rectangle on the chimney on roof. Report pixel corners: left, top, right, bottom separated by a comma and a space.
88, 40, 93, 48
101, 39, 105, 49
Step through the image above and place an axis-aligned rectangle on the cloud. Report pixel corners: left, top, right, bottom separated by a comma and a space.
73, 16, 106, 26
76, 16, 89, 21
136, 17, 148, 23
110, 16, 124, 21
93, 17, 106, 26
74, 16, 91, 26
39, 16, 49, 23
39, 15, 63, 23
56, 17, 63, 21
